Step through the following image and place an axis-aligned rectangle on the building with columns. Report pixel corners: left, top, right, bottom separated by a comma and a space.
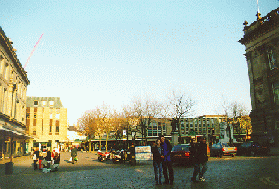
0, 27, 30, 159
240, 7, 279, 146
26, 97, 68, 152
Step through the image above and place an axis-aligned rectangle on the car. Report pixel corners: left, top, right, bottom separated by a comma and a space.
210, 143, 223, 157
237, 141, 270, 156
210, 142, 237, 157
221, 142, 237, 157
171, 144, 192, 164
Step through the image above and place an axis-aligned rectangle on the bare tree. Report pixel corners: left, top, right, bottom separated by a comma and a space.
168, 91, 195, 143
222, 100, 250, 144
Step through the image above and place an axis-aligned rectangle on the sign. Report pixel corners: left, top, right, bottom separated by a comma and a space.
123, 130, 126, 136
135, 146, 152, 161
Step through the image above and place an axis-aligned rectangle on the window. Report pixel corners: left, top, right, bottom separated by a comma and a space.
33, 131, 36, 135
34, 101, 38, 106
49, 101, 54, 106
33, 119, 36, 126
272, 81, 279, 105
55, 125, 59, 133
50, 113, 53, 119
267, 47, 277, 70
42, 101, 47, 106
56, 114, 60, 119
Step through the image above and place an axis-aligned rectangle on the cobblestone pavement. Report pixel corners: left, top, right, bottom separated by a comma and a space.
0, 152, 278, 189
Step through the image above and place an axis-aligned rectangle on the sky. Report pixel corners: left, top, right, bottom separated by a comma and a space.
1, 0, 279, 125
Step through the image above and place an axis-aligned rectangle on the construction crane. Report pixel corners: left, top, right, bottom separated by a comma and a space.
23, 33, 44, 70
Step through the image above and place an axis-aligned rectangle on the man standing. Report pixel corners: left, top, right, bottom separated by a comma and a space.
191, 136, 208, 182
159, 135, 174, 185
71, 146, 78, 164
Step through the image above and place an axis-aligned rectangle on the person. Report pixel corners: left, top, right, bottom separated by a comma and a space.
32, 148, 39, 170
71, 146, 78, 164
159, 135, 174, 185
191, 136, 208, 182
151, 139, 163, 185
52, 152, 60, 171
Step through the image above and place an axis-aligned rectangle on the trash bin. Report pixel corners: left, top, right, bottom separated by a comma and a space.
5, 162, 13, 175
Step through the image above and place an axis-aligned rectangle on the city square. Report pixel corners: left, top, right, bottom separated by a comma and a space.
0, 151, 279, 189
1, 1, 279, 189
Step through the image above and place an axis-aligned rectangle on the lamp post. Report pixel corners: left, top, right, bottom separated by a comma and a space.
130, 131, 136, 166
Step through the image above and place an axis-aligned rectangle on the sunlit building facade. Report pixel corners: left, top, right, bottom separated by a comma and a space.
26, 97, 67, 152
0, 27, 30, 158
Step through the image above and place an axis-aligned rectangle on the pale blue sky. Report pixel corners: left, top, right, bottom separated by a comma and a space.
1, 0, 279, 125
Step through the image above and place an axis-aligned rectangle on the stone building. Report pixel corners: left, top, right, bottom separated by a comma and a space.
0, 27, 30, 159
26, 97, 67, 152
239, 7, 279, 146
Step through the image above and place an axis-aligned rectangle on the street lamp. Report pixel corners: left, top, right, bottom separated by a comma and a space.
130, 131, 136, 166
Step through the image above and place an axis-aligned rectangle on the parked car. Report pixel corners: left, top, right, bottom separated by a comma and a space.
210, 142, 237, 157
210, 143, 223, 157
171, 144, 192, 164
237, 141, 270, 156
221, 142, 237, 157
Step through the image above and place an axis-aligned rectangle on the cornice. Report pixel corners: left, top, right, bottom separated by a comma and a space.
239, 8, 279, 45
0, 27, 30, 85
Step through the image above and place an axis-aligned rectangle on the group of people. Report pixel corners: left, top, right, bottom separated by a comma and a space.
32, 148, 60, 172
151, 135, 208, 185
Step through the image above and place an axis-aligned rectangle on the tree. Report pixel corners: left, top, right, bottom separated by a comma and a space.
238, 115, 252, 141
168, 91, 195, 143
78, 110, 98, 140
127, 96, 163, 145
97, 103, 116, 152
221, 100, 250, 143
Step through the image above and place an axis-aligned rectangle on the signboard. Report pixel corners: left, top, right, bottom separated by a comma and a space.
123, 130, 126, 136
135, 146, 152, 161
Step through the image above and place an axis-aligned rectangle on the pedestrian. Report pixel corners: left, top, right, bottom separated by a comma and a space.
159, 135, 174, 185
191, 136, 208, 182
151, 139, 163, 185
52, 152, 60, 171
32, 148, 38, 170
45, 149, 52, 168
71, 146, 78, 164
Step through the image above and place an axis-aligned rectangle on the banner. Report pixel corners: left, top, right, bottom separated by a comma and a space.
135, 146, 152, 161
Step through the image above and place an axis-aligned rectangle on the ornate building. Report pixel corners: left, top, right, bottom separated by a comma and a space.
0, 27, 30, 159
240, 7, 279, 146
26, 97, 68, 152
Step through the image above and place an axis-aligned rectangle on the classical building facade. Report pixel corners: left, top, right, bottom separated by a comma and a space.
0, 27, 30, 159
240, 7, 279, 146
26, 97, 67, 152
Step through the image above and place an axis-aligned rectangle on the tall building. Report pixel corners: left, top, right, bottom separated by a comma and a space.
240, 7, 279, 146
26, 97, 67, 152
0, 27, 30, 158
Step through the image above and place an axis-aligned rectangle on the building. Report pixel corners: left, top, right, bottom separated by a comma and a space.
143, 115, 227, 144
239, 7, 279, 146
26, 97, 67, 152
0, 27, 30, 159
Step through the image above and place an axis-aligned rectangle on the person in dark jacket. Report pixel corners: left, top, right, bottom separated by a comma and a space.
151, 139, 163, 185
191, 136, 208, 182
71, 147, 78, 164
159, 135, 174, 185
